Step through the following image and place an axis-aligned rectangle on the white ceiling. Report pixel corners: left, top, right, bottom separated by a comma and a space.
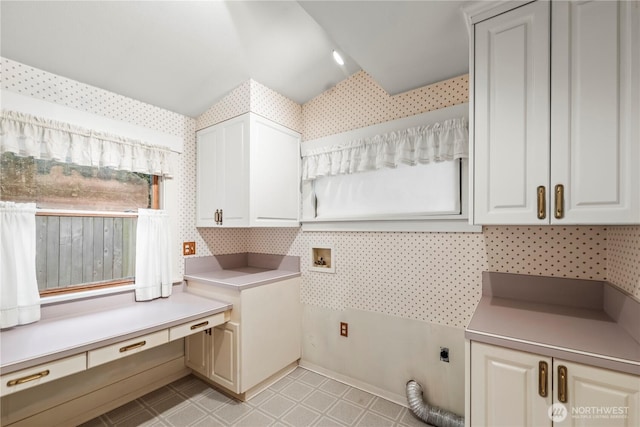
0, 1, 470, 118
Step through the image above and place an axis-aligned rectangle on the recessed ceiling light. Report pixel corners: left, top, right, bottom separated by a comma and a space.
332, 50, 345, 66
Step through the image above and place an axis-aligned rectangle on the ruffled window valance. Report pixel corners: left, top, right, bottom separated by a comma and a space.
0, 110, 173, 177
302, 117, 468, 181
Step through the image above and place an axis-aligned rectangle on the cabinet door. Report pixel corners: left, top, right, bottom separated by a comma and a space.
553, 360, 640, 427
249, 115, 301, 227
185, 331, 208, 377
473, 1, 551, 224
471, 342, 552, 426
551, 0, 640, 224
196, 115, 250, 227
196, 125, 222, 227
209, 321, 240, 394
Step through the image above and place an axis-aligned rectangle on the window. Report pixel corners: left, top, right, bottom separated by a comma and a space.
0, 152, 159, 295
300, 104, 475, 231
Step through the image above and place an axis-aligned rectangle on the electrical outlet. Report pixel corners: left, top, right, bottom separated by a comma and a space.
340, 322, 348, 337
183, 241, 196, 256
440, 347, 450, 363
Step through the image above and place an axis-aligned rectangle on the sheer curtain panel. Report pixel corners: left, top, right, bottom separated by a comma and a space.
0, 202, 41, 329
134, 209, 172, 301
0, 110, 173, 177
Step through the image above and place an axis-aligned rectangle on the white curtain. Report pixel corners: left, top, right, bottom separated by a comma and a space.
0, 202, 41, 329
302, 117, 468, 181
0, 110, 173, 177
134, 209, 172, 301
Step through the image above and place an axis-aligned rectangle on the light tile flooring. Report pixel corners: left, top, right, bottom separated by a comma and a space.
81, 367, 429, 427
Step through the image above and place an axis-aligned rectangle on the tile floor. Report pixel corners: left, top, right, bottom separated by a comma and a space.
81, 367, 429, 427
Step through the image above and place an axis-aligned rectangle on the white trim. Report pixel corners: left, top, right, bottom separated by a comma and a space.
302, 219, 482, 233
1, 90, 183, 153
466, 329, 640, 366
36, 208, 139, 217
40, 284, 136, 305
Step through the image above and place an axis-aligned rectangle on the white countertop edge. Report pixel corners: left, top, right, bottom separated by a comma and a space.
466, 329, 640, 376
184, 270, 301, 291
0, 292, 232, 375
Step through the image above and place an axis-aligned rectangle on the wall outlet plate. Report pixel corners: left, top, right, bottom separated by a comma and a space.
183, 241, 196, 256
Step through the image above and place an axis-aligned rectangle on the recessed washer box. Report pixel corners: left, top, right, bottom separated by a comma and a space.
310, 245, 335, 273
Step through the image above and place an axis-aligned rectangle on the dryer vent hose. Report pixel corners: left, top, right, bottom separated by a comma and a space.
406, 380, 464, 427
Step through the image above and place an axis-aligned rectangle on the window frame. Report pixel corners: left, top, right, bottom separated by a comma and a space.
34, 176, 160, 297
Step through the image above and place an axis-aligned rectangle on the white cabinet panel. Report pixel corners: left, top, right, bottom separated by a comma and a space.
250, 115, 301, 226
551, 0, 640, 223
196, 113, 300, 228
472, 0, 639, 225
1, 354, 87, 396
554, 359, 640, 427
169, 313, 227, 341
87, 330, 168, 368
471, 342, 552, 426
473, 1, 551, 224
470, 342, 640, 427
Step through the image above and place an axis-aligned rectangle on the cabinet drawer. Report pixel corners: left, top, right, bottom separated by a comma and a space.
169, 312, 227, 341
87, 330, 168, 368
1, 353, 86, 395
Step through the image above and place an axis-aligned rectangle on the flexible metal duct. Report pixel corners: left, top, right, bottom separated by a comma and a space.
406, 380, 464, 427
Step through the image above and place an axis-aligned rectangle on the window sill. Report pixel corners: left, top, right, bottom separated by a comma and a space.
301, 217, 482, 233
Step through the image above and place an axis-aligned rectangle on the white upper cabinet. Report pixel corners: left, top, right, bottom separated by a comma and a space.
473, 0, 551, 224
471, 0, 639, 225
196, 113, 301, 228
551, 0, 639, 224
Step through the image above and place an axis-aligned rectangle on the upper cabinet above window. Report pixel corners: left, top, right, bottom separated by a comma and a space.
195, 113, 301, 228
469, 0, 640, 225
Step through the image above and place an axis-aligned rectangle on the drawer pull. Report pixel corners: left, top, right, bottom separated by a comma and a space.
538, 361, 548, 397
119, 340, 146, 353
190, 321, 209, 330
537, 186, 546, 219
558, 365, 568, 403
555, 184, 564, 219
7, 370, 50, 386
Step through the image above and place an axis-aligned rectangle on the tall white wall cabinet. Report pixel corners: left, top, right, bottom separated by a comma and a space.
196, 113, 301, 227
470, 342, 639, 427
470, 0, 640, 224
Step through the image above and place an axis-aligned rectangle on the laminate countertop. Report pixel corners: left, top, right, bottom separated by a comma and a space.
183, 253, 300, 291
466, 272, 640, 375
0, 290, 232, 375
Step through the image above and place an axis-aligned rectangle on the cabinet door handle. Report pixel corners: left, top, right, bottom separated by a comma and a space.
214, 209, 220, 225
538, 361, 548, 397
219, 209, 223, 225
558, 365, 568, 403
7, 370, 50, 387
190, 321, 209, 330
555, 184, 564, 219
537, 186, 546, 219
119, 341, 146, 353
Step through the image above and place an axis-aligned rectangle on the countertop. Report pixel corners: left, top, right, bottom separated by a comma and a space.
183, 253, 300, 291
0, 290, 232, 375
466, 272, 640, 375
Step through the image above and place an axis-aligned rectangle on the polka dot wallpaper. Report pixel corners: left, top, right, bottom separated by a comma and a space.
195, 79, 302, 133
3, 57, 638, 330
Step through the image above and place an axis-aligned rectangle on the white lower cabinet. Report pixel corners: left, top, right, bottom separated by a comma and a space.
185, 277, 301, 398
470, 342, 640, 426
